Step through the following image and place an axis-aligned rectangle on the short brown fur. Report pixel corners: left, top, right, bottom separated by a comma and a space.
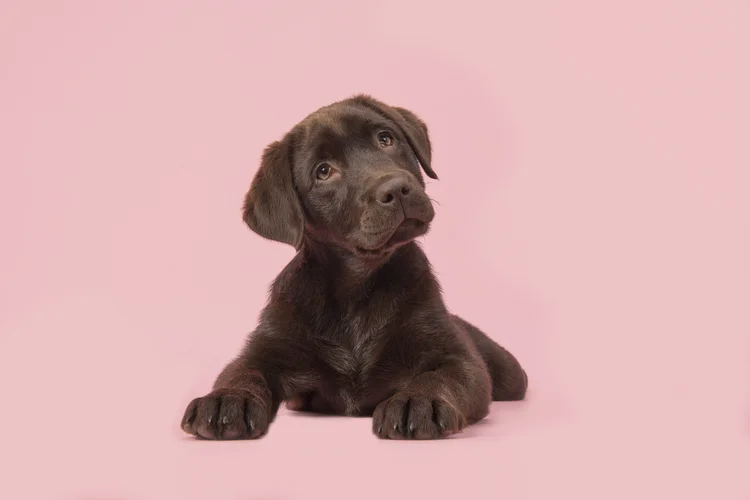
181, 95, 527, 440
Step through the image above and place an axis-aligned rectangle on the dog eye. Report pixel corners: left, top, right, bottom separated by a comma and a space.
315, 163, 333, 180
377, 131, 394, 147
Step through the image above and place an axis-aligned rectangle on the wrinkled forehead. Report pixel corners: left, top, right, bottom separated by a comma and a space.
294, 105, 396, 162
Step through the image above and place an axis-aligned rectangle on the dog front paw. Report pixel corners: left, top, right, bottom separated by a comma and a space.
372, 391, 467, 440
181, 388, 271, 440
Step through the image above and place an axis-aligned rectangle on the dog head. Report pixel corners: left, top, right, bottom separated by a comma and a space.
242, 95, 437, 260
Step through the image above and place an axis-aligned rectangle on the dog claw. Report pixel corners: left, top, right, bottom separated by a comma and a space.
222, 416, 229, 425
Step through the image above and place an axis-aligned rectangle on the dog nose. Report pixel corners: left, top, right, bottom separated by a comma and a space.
376, 178, 411, 205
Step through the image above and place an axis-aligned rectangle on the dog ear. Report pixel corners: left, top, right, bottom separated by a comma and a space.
392, 106, 437, 180
242, 138, 305, 249
352, 95, 438, 180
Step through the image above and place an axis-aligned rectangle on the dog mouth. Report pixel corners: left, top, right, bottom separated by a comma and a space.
386, 218, 427, 246
354, 218, 428, 258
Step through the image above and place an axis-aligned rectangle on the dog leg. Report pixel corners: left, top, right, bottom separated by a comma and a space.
452, 315, 528, 401
371, 359, 492, 440
181, 358, 279, 440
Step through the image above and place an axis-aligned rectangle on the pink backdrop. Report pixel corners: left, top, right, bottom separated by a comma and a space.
1, 1, 748, 499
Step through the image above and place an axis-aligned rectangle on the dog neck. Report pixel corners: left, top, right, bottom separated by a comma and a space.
300, 238, 426, 303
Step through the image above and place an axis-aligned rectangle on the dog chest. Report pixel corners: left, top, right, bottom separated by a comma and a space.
317, 305, 384, 372
320, 339, 373, 377
316, 325, 384, 414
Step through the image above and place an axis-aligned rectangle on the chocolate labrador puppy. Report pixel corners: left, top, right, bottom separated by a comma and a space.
181, 95, 527, 440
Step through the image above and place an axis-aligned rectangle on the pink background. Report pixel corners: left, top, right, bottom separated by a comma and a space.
1, 1, 748, 499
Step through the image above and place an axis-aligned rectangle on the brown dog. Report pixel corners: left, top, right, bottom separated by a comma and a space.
181, 95, 527, 440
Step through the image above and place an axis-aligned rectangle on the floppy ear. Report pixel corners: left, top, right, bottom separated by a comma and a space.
352, 95, 438, 180
392, 106, 437, 180
242, 139, 305, 249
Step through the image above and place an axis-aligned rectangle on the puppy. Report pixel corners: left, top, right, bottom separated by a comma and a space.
181, 95, 527, 440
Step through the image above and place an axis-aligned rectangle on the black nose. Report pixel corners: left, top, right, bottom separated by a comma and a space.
376, 177, 411, 205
